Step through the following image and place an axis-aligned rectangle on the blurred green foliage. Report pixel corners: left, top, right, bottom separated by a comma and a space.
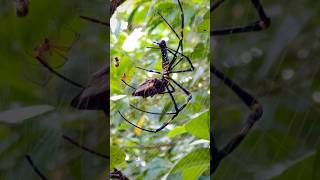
213, 0, 320, 179
0, 0, 107, 179
110, 0, 210, 179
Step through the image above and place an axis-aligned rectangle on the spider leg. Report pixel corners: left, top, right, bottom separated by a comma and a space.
151, 84, 185, 132
118, 111, 155, 133
156, 0, 184, 41
121, 79, 136, 90
136, 66, 161, 74
51, 48, 68, 67
146, 46, 194, 73
212, 66, 259, 109
211, 0, 270, 36
156, 12, 181, 41
167, 77, 192, 103
157, 0, 185, 65
36, 57, 85, 89
211, 65, 263, 172
168, 40, 181, 71
177, 0, 184, 57
80, 15, 109, 26
210, 0, 225, 12
167, 48, 194, 73
62, 135, 109, 159
119, 83, 186, 133
129, 104, 176, 115
128, 84, 176, 115
65, 29, 80, 51
159, 83, 175, 94
25, 155, 48, 180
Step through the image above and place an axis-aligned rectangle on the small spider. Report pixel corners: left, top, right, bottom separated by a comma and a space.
118, 0, 194, 133
25, 31, 83, 88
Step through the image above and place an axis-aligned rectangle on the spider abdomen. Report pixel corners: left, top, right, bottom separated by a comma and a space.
133, 78, 167, 98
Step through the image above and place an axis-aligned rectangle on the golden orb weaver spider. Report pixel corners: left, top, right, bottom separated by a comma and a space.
118, 0, 195, 133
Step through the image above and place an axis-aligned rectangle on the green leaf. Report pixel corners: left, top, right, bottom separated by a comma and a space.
185, 109, 209, 140
0, 105, 54, 124
167, 126, 186, 138
154, 2, 176, 14
190, 43, 206, 60
182, 165, 209, 180
169, 148, 209, 178
110, 145, 126, 170
196, 19, 209, 32
270, 148, 320, 180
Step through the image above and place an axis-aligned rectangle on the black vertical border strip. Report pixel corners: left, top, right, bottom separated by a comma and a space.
106, 0, 111, 178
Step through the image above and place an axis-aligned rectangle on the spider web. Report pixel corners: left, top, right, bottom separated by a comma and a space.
213, 0, 320, 179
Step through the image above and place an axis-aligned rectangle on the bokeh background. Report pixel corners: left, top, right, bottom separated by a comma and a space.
0, 0, 107, 179
213, 0, 320, 179
110, 0, 210, 179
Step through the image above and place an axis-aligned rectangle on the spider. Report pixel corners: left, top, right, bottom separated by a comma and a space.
24, 30, 84, 89
211, 0, 270, 175
117, 0, 194, 133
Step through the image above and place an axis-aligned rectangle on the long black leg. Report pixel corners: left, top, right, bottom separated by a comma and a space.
129, 104, 176, 115
136, 66, 161, 74
121, 79, 136, 90
168, 40, 181, 71
151, 85, 181, 132
211, 65, 263, 174
146, 46, 194, 73
36, 57, 85, 89
159, 83, 175, 94
210, 0, 225, 12
212, 66, 258, 108
128, 83, 176, 115
164, 47, 194, 72
177, 0, 184, 60
118, 111, 155, 133
211, 0, 270, 36
51, 49, 69, 67
80, 15, 109, 26
118, 82, 188, 133
62, 135, 109, 159
167, 77, 192, 102
25, 155, 48, 180
157, 0, 185, 70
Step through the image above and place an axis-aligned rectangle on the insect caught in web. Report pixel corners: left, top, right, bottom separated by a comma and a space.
118, 0, 194, 133
211, 0, 270, 174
